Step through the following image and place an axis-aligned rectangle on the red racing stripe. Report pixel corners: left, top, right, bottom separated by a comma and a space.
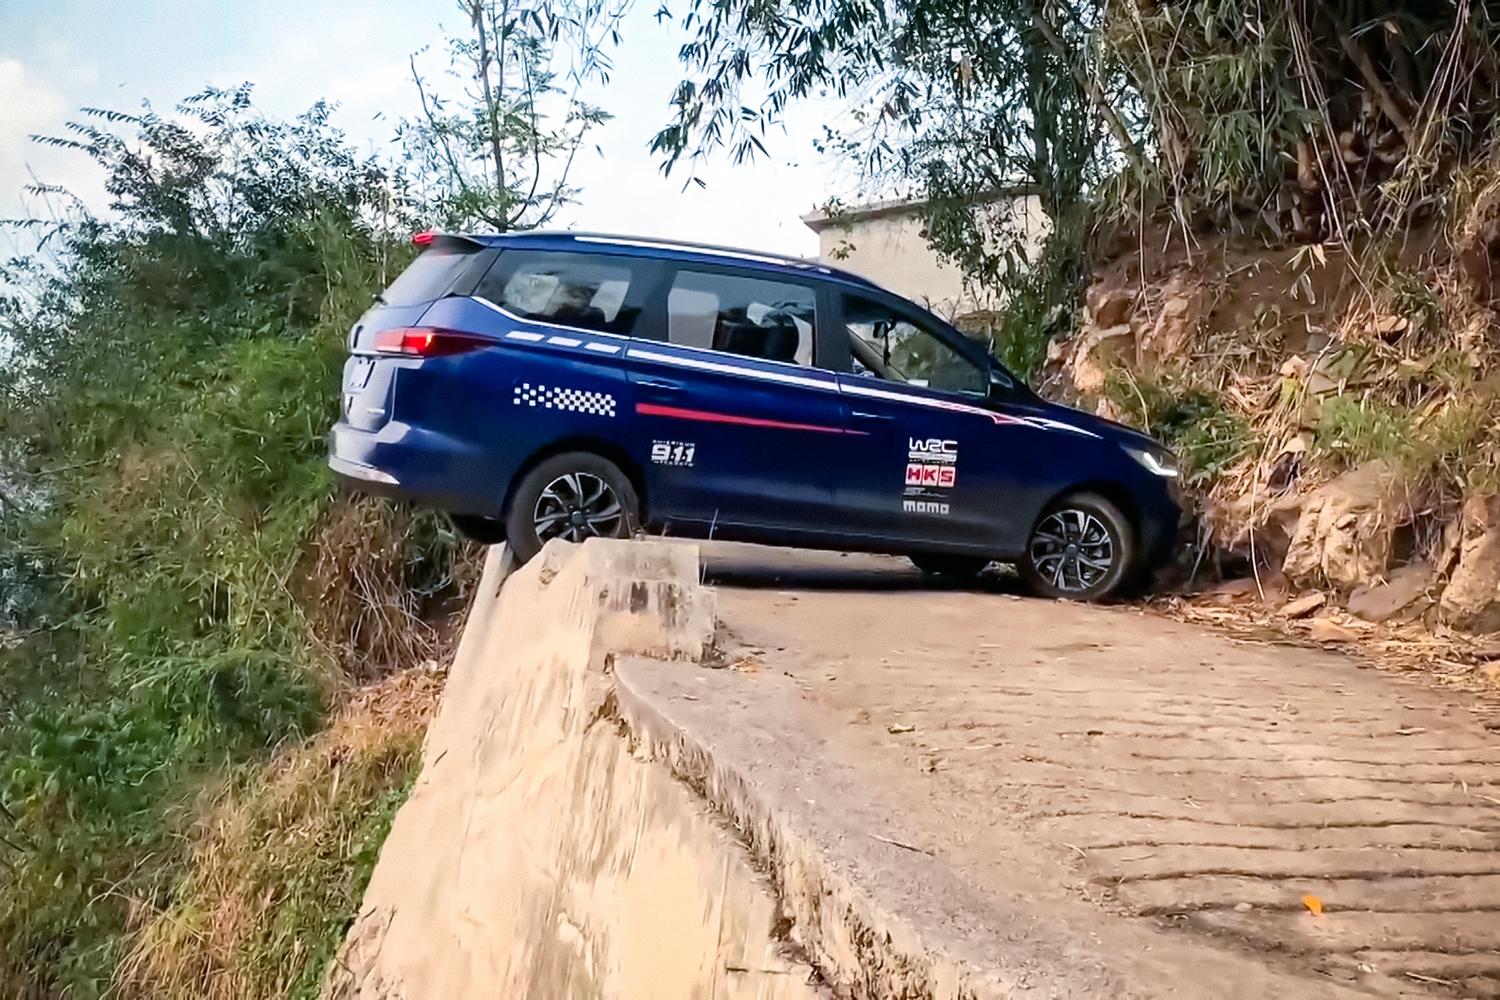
635, 401, 863, 435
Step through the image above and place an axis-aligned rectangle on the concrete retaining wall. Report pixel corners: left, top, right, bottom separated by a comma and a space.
323, 540, 821, 1000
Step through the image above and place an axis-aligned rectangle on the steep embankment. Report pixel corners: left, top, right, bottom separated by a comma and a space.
1047, 225, 1500, 680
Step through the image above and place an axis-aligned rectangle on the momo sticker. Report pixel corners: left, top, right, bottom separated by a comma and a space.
650, 440, 696, 467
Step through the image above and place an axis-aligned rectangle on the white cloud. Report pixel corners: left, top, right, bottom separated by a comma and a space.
0, 57, 107, 254
0, 58, 69, 208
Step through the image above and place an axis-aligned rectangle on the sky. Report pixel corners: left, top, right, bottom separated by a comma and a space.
0, 0, 852, 261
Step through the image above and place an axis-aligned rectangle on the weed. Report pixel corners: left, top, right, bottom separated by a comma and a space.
1107, 375, 1255, 489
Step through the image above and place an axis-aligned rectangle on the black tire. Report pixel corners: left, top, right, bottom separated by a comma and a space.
1020, 492, 1135, 601
910, 553, 992, 579
504, 452, 640, 563
450, 514, 508, 545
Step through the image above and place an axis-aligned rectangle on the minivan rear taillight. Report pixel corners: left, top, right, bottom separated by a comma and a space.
371, 327, 490, 357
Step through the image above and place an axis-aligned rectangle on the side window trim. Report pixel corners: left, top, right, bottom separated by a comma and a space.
657, 262, 822, 370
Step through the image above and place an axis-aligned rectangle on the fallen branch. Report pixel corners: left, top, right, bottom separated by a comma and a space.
1337, 28, 1414, 145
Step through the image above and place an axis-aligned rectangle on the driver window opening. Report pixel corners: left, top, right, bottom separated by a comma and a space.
842, 294, 987, 396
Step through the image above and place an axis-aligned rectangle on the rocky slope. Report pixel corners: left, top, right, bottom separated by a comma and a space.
1043, 225, 1500, 667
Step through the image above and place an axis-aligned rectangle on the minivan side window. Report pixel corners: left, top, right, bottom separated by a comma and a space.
667, 270, 815, 366
477, 251, 641, 335
843, 294, 987, 396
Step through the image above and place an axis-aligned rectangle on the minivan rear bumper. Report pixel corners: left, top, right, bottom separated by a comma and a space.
327, 420, 499, 515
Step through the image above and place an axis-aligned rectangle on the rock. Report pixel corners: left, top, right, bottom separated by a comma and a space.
1280, 592, 1326, 618
1308, 617, 1364, 642
1069, 324, 1133, 395
1137, 273, 1206, 365
1282, 460, 1411, 590
1094, 396, 1125, 423
1207, 577, 1261, 603
1347, 562, 1433, 623
1439, 495, 1500, 631
1086, 281, 1135, 329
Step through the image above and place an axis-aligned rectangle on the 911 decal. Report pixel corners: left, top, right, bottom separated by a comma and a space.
650, 440, 696, 467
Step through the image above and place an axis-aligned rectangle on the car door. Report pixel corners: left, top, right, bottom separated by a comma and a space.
828, 290, 1030, 550
625, 264, 848, 532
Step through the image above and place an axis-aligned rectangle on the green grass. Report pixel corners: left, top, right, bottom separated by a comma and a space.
1106, 375, 1256, 489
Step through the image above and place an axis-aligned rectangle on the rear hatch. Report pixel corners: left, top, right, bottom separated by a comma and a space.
341, 235, 497, 431
348, 235, 494, 354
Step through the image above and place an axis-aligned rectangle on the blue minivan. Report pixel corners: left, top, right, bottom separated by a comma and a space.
328, 232, 1181, 599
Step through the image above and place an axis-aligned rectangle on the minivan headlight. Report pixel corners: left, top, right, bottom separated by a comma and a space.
1126, 445, 1179, 478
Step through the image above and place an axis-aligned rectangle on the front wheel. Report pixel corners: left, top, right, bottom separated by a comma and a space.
1021, 493, 1135, 601
504, 452, 641, 563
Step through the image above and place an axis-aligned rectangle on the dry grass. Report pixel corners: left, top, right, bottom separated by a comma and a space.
299, 499, 445, 682
1155, 590, 1500, 699
115, 666, 444, 1000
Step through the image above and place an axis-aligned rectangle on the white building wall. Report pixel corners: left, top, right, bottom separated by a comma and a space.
805, 195, 1049, 321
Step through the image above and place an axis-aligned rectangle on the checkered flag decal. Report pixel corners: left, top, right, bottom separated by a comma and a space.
512, 382, 617, 417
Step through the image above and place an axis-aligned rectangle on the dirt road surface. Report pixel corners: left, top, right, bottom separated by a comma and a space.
690, 543, 1500, 997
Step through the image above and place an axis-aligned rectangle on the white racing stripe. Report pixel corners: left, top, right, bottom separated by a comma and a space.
626, 347, 836, 391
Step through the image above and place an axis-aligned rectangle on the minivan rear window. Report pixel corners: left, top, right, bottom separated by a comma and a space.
380, 244, 480, 307
476, 251, 642, 335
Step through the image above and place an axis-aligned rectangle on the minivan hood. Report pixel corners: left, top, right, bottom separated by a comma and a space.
1011, 399, 1164, 451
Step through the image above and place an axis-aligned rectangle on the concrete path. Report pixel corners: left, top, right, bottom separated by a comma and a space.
686, 543, 1500, 997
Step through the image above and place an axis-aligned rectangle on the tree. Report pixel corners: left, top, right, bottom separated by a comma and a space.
652, 0, 1122, 374
401, 0, 631, 231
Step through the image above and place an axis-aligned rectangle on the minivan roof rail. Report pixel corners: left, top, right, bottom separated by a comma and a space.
476, 230, 879, 287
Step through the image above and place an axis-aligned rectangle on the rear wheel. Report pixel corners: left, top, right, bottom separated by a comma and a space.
910, 554, 992, 579
504, 452, 640, 563
1021, 492, 1134, 601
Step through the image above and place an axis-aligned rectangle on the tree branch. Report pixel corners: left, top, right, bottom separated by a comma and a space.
1337, 27, 1414, 144
1029, 9, 1148, 181
410, 53, 466, 199
471, 0, 510, 228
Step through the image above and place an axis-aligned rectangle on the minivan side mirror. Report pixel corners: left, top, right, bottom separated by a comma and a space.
988, 366, 1017, 399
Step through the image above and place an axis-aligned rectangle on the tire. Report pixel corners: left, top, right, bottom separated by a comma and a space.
910, 553, 992, 579
1020, 492, 1135, 601
449, 514, 508, 545
503, 452, 640, 563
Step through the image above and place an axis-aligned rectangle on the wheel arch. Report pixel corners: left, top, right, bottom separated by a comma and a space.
1035, 479, 1142, 547
502, 436, 649, 523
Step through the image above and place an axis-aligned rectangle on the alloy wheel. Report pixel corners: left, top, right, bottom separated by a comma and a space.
1028, 508, 1116, 594
532, 472, 624, 543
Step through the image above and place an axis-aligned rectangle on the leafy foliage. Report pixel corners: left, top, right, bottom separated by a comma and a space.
399, 0, 628, 229
0, 88, 456, 996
